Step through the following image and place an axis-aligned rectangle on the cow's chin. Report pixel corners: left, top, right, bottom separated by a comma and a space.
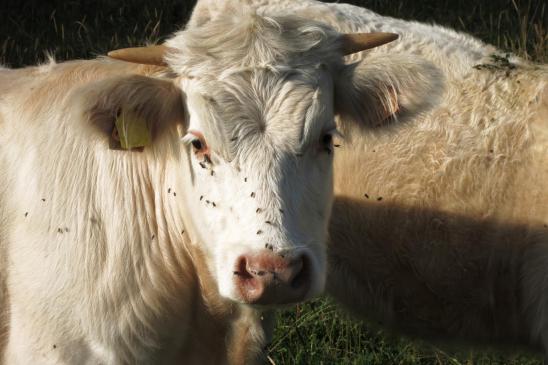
219, 284, 321, 308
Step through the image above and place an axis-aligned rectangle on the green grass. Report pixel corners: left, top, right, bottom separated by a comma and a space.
267, 299, 542, 365
1, 1, 546, 364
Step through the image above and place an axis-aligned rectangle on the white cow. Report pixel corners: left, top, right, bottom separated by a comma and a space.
0, 1, 404, 363
186, 0, 548, 359
208, 0, 547, 358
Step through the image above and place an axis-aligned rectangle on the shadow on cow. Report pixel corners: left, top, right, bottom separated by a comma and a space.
328, 196, 548, 352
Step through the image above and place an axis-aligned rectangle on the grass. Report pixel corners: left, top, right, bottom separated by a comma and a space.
326, 0, 546, 62
1, 1, 546, 364
267, 299, 542, 365
1, 0, 545, 67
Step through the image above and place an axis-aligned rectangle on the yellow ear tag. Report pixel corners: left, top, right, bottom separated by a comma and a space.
114, 108, 151, 150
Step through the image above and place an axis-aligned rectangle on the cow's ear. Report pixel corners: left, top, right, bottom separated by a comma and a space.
334, 54, 444, 131
79, 75, 185, 150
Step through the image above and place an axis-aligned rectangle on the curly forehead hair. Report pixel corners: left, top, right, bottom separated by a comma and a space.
166, 8, 343, 77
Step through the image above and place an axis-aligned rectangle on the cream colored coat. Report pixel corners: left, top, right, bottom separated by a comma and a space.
0, 60, 272, 364
202, 0, 548, 353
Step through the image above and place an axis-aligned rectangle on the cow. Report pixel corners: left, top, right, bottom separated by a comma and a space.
0, 1, 407, 363
207, 0, 546, 358
185, 0, 548, 359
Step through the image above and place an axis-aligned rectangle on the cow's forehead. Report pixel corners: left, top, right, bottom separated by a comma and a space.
183, 66, 334, 162
168, 10, 342, 162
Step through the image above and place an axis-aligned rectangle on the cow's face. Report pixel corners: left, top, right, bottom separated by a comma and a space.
108, 9, 409, 305
177, 66, 335, 304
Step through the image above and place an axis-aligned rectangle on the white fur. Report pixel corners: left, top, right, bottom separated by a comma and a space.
0, 56, 288, 364
0, 3, 349, 364
233, 0, 547, 357
191, 0, 548, 357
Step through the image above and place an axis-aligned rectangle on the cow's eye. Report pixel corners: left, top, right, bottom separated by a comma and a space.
183, 131, 209, 158
322, 134, 333, 146
186, 131, 207, 153
321, 133, 333, 154
191, 139, 203, 151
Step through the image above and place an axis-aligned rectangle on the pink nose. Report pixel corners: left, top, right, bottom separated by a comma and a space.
233, 251, 310, 305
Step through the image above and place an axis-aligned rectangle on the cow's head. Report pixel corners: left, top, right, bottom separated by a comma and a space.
107, 6, 438, 306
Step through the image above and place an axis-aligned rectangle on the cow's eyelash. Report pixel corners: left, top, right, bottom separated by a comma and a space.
182, 133, 207, 150
181, 134, 198, 145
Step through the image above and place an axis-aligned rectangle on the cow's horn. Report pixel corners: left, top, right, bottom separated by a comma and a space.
341, 32, 399, 55
107, 45, 169, 66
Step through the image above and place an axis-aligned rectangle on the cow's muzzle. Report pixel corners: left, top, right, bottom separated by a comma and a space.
233, 250, 310, 305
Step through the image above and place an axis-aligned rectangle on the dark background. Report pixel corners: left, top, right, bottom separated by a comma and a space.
1, 0, 546, 67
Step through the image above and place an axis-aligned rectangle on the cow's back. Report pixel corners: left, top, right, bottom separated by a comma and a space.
0, 59, 166, 125
328, 40, 548, 346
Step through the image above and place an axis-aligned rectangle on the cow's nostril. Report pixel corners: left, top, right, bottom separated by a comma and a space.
234, 255, 253, 279
234, 255, 265, 303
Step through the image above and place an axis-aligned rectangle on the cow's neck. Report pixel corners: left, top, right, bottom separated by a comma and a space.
176, 244, 271, 364
89, 153, 269, 363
